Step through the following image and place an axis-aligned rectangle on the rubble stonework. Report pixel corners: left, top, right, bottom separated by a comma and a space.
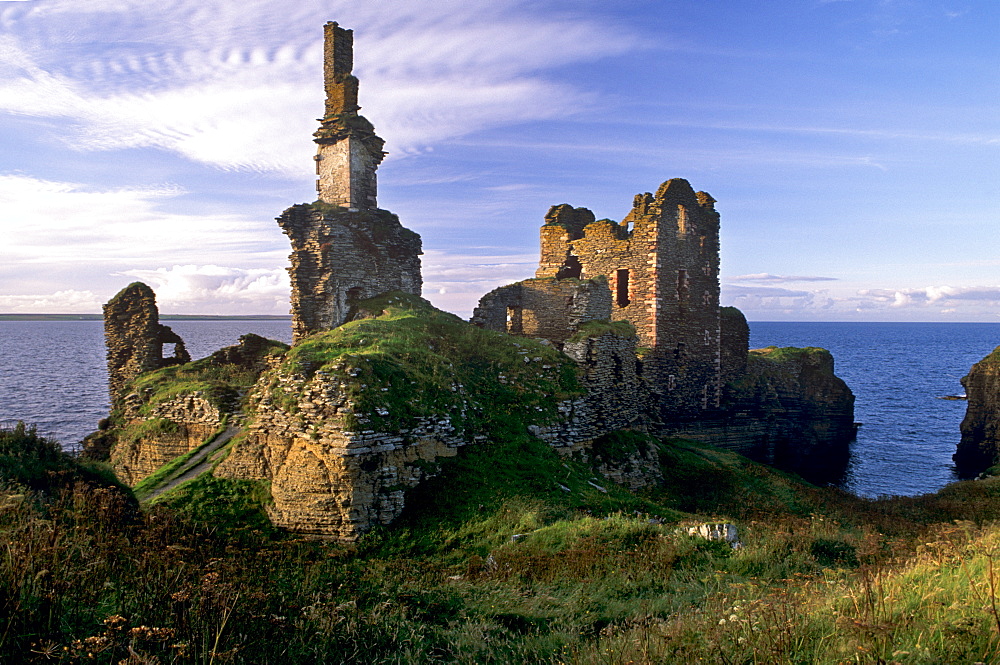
471, 277, 613, 345
534, 179, 721, 421
279, 23, 422, 343
278, 205, 422, 341
103, 282, 190, 406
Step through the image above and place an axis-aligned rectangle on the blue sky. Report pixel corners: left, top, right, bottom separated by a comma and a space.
0, 0, 997, 321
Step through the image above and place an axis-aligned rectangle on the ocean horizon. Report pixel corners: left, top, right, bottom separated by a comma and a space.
3, 319, 999, 498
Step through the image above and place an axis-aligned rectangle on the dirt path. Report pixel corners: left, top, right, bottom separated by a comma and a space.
144, 424, 242, 502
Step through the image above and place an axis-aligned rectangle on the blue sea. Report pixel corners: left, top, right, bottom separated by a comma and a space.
2, 320, 999, 498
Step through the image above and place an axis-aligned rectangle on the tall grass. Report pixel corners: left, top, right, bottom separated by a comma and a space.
8, 420, 1000, 662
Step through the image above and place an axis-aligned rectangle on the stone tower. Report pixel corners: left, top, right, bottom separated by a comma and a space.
278, 22, 422, 343
313, 21, 384, 210
535, 178, 722, 421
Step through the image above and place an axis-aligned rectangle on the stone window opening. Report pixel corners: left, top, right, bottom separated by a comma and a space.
506, 306, 523, 335
676, 269, 689, 302
704, 329, 711, 345
667, 374, 676, 391
557, 255, 583, 280
615, 269, 631, 307
674, 342, 685, 359
677, 204, 688, 236
162, 343, 175, 358
702, 290, 711, 306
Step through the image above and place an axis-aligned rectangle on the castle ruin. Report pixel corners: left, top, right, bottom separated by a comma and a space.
278, 22, 422, 342
103, 282, 190, 408
474, 178, 721, 425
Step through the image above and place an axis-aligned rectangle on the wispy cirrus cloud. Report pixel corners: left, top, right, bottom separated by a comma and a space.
0, 174, 282, 265
0, 0, 638, 174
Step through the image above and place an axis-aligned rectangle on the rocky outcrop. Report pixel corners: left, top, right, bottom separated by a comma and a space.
955, 346, 1000, 475
103, 282, 190, 406
214, 294, 585, 539
95, 332, 288, 485
671, 346, 856, 484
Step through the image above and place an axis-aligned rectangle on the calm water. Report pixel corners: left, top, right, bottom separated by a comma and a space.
0, 320, 293, 452
1, 320, 998, 497
750, 322, 1000, 497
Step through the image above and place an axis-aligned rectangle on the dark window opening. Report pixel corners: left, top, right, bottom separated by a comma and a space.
676, 269, 689, 302
506, 306, 523, 334
674, 343, 686, 359
346, 286, 364, 305
556, 255, 583, 279
615, 269, 630, 307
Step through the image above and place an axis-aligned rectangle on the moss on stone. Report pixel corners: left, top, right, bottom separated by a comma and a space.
565, 319, 637, 344
274, 292, 583, 435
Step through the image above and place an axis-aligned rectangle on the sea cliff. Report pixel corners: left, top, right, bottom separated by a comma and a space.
956, 345, 1000, 475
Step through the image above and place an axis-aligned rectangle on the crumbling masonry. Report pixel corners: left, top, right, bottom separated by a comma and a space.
103, 282, 190, 408
475, 178, 721, 424
279, 22, 422, 342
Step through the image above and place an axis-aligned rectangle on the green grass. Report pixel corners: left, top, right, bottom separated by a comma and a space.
565, 319, 636, 344
130, 421, 228, 501
8, 415, 1000, 662
273, 292, 581, 435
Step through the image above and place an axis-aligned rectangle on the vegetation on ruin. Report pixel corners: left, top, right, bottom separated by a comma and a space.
565, 319, 637, 344
129, 338, 288, 414
271, 292, 582, 434
7, 417, 1000, 663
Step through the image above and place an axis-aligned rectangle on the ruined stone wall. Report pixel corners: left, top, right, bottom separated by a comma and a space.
720, 306, 750, 382
110, 394, 222, 486
216, 321, 649, 540
278, 204, 422, 342
471, 276, 612, 345
215, 361, 474, 539
535, 178, 721, 421
103, 282, 190, 407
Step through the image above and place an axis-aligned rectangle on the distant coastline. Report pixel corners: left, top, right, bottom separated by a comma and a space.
0, 314, 292, 321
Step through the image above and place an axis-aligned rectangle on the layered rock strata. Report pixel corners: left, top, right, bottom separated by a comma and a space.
685, 346, 856, 483
98, 332, 288, 485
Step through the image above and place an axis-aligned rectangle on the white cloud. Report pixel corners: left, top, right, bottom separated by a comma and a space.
0, 174, 282, 266
0, 0, 635, 173
729, 273, 838, 283
120, 264, 290, 314
420, 249, 537, 318
0, 289, 102, 313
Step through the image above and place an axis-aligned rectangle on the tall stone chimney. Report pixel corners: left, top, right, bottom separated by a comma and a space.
313, 21, 385, 210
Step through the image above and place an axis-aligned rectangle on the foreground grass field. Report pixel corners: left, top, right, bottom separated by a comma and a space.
5, 423, 1000, 663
